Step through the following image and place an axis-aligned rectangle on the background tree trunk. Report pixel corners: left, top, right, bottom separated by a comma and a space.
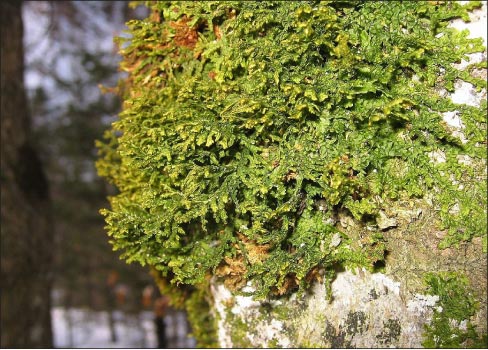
1, 0, 54, 347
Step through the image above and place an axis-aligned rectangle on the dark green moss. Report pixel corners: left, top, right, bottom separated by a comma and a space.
422, 272, 487, 348
268, 338, 280, 348
228, 316, 253, 348
149, 268, 218, 348
184, 286, 219, 348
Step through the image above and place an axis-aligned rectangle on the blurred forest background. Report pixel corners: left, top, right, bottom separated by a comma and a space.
1, 1, 195, 347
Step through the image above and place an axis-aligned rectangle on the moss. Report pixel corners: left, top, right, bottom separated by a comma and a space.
184, 285, 219, 348
269, 302, 295, 321
221, 296, 267, 348
150, 268, 219, 348
422, 272, 487, 348
297, 340, 324, 349
96, 1, 487, 344
228, 315, 253, 348
268, 338, 280, 348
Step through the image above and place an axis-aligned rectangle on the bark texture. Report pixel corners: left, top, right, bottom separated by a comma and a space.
211, 204, 487, 348
1, 1, 54, 347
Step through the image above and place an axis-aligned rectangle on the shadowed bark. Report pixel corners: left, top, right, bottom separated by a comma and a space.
1, 0, 54, 347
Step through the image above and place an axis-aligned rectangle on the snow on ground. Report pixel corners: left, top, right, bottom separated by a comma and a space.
52, 308, 154, 348
52, 307, 196, 348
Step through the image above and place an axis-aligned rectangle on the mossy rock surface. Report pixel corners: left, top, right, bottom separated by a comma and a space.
96, 1, 487, 347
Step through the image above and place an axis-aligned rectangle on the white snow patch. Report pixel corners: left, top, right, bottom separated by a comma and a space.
442, 110, 468, 144
212, 269, 447, 348
441, 1, 487, 144
442, 111, 465, 129
457, 154, 473, 166
429, 149, 447, 164
449, 202, 461, 215
330, 272, 355, 304
210, 280, 292, 348
407, 294, 440, 314
453, 52, 486, 70
210, 282, 233, 347
232, 295, 260, 314
371, 272, 401, 296
246, 318, 290, 348
242, 281, 256, 293
450, 80, 483, 107
51, 307, 158, 348
458, 319, 468, 331
450, 1, 488, 48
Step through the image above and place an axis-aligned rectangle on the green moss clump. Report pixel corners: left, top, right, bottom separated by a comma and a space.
228, 314, 253, 348
184, 285, 219, 347
422, 272, 487, 348
149, 268, 218, 347
96, 0, 487, 337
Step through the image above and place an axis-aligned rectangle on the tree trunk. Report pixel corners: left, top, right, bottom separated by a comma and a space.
209, 4, 487, 347
1, 1, 54, 347
211, 206, 487, 347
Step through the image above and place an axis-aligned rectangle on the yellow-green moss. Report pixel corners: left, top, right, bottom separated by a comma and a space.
96, 1, 487, 344
228, 315, 253, 348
